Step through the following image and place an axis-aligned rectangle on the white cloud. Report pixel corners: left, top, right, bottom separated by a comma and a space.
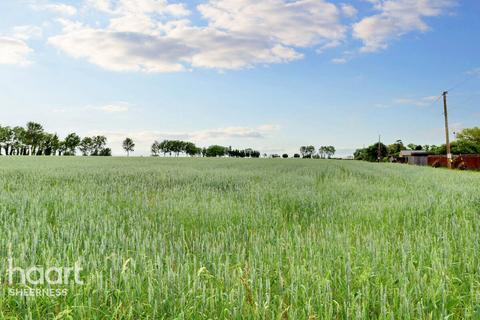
13, 25, 43, 40
353, 0, 456, 52
340, 3, 357, 17
48, 0, 347, 72
87, 0, 190, 16
467, 67, 480, 77
95, 124, 279, 144
193, 125, 279, 140
331, 57, 347, 64
197, 0, 346, 48
0, 37, 33, 66
35, 3, 78, 16
96, 103, 130, 113
49, 23, 190, 72
394, 95, 439, 107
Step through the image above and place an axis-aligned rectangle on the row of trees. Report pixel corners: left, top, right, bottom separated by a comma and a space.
1, 122, 337, 158
0, 122, 111, 156
354, 127, 480, 162
150, 140, 261, 158
299, 145, 336, 159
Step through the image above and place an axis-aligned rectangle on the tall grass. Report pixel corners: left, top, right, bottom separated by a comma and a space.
0, 157, 479, 319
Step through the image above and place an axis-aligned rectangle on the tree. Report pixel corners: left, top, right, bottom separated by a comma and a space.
293, 153, 300, 158
205, 145, 227, 157
64, 133, 81, 156
354, 142, 388, 162
406, 143, 422, 151
456, 127, 480, 145
151, 140, 161, 156
300, 146, 307, 158
429, 128, 480, 155
79, 137, 94, 156
92, 136, 107, 156
325, 146, 336, 159
282, 153, 288, 158
122, 137, 135, 156
318, 146, 326, 159
42, 133, 56, 156
25, 122, 44, 155
12, 126, 27, 155
0, 126, 12, 156
305, 146, 315, 158
387, 140, 404, 158
184, 142, 200, 157
300, 145, 315, 158
99, 148, 112, 156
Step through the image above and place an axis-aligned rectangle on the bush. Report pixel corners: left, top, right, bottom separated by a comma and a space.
282, 154, 288, 158
293, 154, 300, 158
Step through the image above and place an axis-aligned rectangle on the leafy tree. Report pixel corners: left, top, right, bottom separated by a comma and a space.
184, 142, 200, 157
99, 148, 112, 156
325, 146, 336, 158
25, 122, 44, 155
429, 128, 480, 155
92, 136, 108, 156
205, 145, 227, 157
122, 137, 135, 156
57, 140, 67, 156
300, 146, 307, 158
64, 133, 81, 155
42, 133, 56, 156
0, 126, 12, 156
318, 146, 327, 159
354, 142, 388, 162
151, 140, 161, 156
406, 143, 423, 151
11, 126, 27, 155
300, 145, 315, 158
456, 127, 480, 145
79, 137, 94, 156
387, 140, 404, 158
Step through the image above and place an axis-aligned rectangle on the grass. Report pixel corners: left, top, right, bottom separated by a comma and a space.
0, 157, 480, 319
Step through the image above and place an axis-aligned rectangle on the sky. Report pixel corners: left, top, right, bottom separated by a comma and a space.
0, 0, 479, 156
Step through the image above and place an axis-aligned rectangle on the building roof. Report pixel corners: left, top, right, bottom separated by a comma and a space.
399, 150, 430, 157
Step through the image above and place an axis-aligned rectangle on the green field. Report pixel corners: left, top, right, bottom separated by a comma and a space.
0, 157, 479, 319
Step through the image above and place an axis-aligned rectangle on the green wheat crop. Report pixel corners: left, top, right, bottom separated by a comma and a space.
0, 157, 479, 319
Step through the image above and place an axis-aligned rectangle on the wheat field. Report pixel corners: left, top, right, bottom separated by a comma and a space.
0, 157, 479, 319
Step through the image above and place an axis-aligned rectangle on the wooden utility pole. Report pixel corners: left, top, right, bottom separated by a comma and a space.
443, 91, 452, 169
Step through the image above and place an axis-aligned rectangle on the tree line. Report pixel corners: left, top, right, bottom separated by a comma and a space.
150, 140, 261, 158
354, 127, 480, 162
0, 122, 111, 156
1, 122, 339, 159
297, 145, 336, 159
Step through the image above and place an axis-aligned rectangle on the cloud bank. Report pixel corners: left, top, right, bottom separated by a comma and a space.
1, 0, 455, 71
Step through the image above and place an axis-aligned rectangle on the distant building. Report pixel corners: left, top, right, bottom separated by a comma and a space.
399, 150, 430, 166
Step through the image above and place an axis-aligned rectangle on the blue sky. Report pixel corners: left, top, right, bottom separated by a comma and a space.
0, 0, 479, 156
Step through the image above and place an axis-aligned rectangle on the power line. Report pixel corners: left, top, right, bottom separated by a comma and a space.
446, 71, 479, 93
